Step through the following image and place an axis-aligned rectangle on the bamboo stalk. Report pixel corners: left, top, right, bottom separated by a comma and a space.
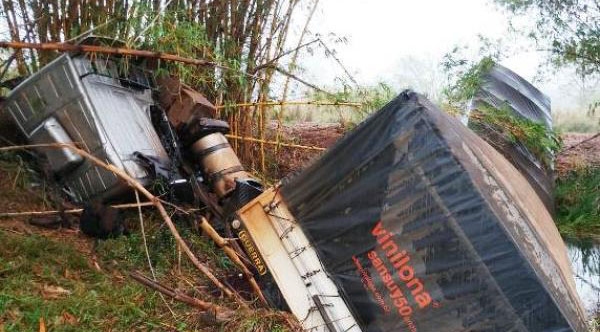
134, 190, 177, 319
225, 134, 326, 151
0, 143, 246, 307
0, 202, 201, 218
277, 2, 320, 158
216, 100, 363, 109
259, 102, 266, 174
271, 65, 332, 96
0, 202, 157, 218
559, 132, 600, 154
0, 41, 241, 72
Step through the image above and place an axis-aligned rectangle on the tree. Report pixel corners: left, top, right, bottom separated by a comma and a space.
495, 0, 600, 75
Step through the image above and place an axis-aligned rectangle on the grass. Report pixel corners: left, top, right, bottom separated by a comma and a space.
0, 230, 185, 332
469, 104, 562, 169
0, 213, 297, 331
0, 204, 234, 331
555, 167, 600, 237
554, 111, 600, 133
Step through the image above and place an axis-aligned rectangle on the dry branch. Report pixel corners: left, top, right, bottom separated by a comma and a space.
270, 65, 332, 96
559, 132, 600, 155
198, 216, 268, 306
253, 38, 320, 73
0, 40, 260, 82
130, 271, 235, 322
0, 202, 202, 218
134, 190, 177, 319
0, 202, 156, 218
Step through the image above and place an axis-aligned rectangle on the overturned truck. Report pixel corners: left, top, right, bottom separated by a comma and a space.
2, 49, 586, 331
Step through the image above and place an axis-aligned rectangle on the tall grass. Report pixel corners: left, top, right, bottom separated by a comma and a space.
554, 111, 600, 133
555, 167, 600, 237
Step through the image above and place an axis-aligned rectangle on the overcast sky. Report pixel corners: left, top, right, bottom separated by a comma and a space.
293, 0, 594, 112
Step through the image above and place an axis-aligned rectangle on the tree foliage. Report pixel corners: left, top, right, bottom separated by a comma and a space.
495, 0, 600, 74
309, 82, 396, 126
443, 55, 496, 104
0, 0, 304, 100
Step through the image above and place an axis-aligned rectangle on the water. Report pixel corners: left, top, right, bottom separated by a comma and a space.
567, 238, 600, 315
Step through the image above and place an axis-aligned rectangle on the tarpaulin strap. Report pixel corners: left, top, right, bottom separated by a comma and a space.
290, 246, 307, 259
301, 269, 321, 279
300, 306, 319, 323
267, 211, 297, 224
280, 225, 295, 239
313, 295, 336, 332
262, 184, 284, 213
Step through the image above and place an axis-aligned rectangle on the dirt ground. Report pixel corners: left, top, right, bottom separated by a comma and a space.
273, 123, 600, 179
557, 133, 600, 176
266, 122, 344, 179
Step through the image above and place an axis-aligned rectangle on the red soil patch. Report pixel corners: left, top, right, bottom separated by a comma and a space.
556, 133, 600, 176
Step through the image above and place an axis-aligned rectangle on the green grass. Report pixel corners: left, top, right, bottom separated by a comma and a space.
470, 104, 562, 169
554, 111, 600, 133
555, 167, 600, 237
0, 231, 178, 331
95, 213, 233, 275
0, 206, 239, 332
0, 150, 299, 331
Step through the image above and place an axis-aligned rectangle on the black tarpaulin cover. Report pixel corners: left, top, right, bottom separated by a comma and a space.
468, 64, 555, 212
281, 91, 586, 331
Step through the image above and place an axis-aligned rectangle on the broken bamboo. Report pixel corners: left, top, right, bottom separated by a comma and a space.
198, 216, 268, 306
225, 134, 326, 151
0, 41, 220, 67
216, 100, 363, 109
0, 202, 156, 218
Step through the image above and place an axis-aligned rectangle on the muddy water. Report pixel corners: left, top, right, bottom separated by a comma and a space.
567, 239, 600, 315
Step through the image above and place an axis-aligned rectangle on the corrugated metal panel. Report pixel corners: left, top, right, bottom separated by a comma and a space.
79, 72, 169, 179
468, 63, 555, 212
